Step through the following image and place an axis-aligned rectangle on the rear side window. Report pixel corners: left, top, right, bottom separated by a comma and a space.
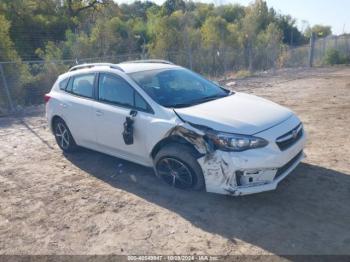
67, 74, 95, 98
58, 77, 69, 90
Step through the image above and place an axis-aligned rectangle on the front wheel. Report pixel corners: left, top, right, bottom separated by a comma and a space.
154, 143, 205, 191
53, 118, 77, 152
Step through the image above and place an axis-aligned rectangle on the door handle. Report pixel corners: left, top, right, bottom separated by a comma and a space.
96, 110, 103, 116
60, 103, 67, 108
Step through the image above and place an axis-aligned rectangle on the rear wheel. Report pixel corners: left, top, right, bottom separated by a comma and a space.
53, 118, 77, 152
154, 143, 205, 191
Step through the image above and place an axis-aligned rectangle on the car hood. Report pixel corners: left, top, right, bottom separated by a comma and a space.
174, 92, 293, 135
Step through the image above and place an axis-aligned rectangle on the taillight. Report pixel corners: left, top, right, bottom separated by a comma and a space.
44, 94, 51, 103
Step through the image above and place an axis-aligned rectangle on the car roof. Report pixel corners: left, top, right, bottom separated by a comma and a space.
58, 61, 181, 80
117, 62, 179, 74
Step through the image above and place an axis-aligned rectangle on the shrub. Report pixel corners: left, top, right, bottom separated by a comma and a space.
234, 70, 252, 79
324, 49, 345, 65
340, 55, 350, 64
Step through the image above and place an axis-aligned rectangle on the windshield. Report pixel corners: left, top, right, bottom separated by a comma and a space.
129, 68, 230, 108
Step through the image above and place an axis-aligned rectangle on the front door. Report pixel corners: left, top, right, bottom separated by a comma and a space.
93, 73, 154, 166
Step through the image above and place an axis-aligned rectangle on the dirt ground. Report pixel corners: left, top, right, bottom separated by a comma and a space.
0, 67, 349, 256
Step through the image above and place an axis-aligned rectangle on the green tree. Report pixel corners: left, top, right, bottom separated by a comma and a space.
120, 1, 156, 21
0, 15, 31, 108
149, 11, 185, 57
0, 0, 70, 59
0, 0, 335, 109
305, 24, 332, 38
242, 0, 271, 71
64, 0, 108, 19
201, 16, 229, 75
255, 23, 283, 69
161, 0, 186, 16
0, 15, 20, 62
62, 30, 94, 59
215, 4, 245, 23
275, 15, 306, 45
34, 42, 68, 103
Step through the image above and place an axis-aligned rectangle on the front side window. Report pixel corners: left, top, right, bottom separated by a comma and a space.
129, 68, 231, 108
67, 74, 95, 98
135, 92, 148, 111
98, 73, 151, 112
99, 74, 134, 107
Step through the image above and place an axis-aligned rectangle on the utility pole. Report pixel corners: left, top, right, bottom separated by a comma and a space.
0, 64, 14, 112
183, 12, 193, 70
183, 28, 193, 70
140, 34, 146, 59
135, 34, 146, 59
308, 32, 315, 67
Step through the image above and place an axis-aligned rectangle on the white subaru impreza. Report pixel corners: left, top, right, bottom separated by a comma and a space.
45, 60, 306, 196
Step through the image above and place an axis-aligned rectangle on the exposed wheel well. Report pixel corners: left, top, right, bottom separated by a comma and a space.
150, 135, 203, 160
51, 115, 64, 132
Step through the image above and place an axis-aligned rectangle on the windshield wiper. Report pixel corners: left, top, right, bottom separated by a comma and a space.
165, 93, 232, 108
190, 93, 230, 105
166, 102, 195, 108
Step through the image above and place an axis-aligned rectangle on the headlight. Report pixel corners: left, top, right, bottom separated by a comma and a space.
206, 131, 268, 152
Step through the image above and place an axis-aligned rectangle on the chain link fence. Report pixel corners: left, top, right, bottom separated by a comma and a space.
282, 34, 350, 67
1, 34, 350, 115
0, 53, 144, 115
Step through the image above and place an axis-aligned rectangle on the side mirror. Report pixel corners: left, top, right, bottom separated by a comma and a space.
122, 110, 138, 145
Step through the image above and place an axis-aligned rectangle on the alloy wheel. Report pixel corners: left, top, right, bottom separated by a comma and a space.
156, 157, 193, 189
55, 122, 70, 150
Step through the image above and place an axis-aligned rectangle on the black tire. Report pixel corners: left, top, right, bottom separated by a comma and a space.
53, 118, 77, 153
154, 143, 205, 191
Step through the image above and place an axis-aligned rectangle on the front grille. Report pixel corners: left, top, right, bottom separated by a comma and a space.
276, 123, 303, 151
274, 151, 303, 179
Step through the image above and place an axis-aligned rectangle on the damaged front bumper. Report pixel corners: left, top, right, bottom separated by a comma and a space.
198, 148, 305, 196
197, 117, 307, 196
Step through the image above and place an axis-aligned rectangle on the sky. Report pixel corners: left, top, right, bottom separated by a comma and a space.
115, 0, 350, 35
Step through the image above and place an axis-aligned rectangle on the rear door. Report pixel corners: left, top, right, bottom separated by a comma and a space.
60, 73, 97, 147
93, 72, 155, 165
